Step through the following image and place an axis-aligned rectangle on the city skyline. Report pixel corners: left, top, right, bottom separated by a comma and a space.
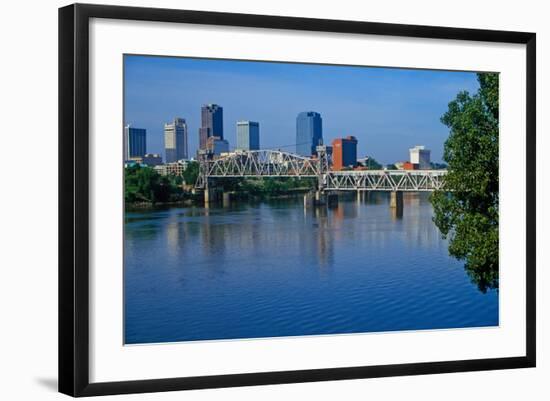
124, 55, 480, 164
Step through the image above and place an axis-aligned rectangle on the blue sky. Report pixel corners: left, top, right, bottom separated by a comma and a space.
124, 55, 480, 164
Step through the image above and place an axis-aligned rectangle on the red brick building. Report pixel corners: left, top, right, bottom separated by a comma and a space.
332, 136, 358, 171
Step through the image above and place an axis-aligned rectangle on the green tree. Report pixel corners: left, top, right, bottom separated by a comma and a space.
430, 162, 448, 169
182, 161, 199, 186
430, 73, 499, 292
365, 156, 382, 170
124, 165, 174, 204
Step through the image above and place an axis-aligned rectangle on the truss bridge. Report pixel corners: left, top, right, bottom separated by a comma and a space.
196, 149, 446, 192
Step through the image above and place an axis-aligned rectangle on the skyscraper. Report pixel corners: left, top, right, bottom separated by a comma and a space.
199, 104, 223, 150
332, 136, 358, 171
296, 111, 323, 156
236, 121, 260, 151
124, 125, 146, 160
164, 118, 188, 163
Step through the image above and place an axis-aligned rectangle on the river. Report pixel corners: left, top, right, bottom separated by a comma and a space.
124, 192, 498, 344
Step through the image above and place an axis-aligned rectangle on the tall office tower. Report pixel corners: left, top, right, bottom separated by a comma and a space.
164, 118, 188, 163
124, 125, 147, 160
409, 145, 431, 169
199, 104, 223, 149
296, 111, 323, 156
236, 121, 260, 151
331, 136, 358, 171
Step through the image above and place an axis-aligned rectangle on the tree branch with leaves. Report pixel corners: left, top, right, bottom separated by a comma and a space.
431, 73, 499, 292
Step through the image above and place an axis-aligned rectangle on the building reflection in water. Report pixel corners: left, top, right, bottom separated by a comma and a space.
327, 191, 442, 252
312, 206, 334, 272
138, 193, 444, 281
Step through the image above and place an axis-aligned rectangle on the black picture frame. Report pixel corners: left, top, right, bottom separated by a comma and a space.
59, 3, 536, 397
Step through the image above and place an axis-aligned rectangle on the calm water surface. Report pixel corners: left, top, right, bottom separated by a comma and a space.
124, 192, 498, 344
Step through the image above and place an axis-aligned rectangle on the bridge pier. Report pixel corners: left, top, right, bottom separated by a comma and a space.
204, 187, 222, 205
222, 191, 231, 207
389, 190, 403, 208
204, 188, 212, 204
304, 191, 336, 208
315, 190, 326, 206
390, 190, 403, 212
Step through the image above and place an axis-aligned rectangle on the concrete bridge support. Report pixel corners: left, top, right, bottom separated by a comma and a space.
304, 191, 338, 209
314, 190, 326, 206
204, 187, 222, 205
204, 188, 212, 204
390, 191, 404, 220
390, 191, 403, 209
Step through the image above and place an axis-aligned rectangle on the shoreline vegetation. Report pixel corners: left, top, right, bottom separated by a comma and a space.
124, 163, 318, 208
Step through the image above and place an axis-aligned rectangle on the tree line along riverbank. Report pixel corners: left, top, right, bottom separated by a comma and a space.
124, 162, 317, 207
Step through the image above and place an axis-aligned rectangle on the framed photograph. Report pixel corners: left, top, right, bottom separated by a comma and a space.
58, 3, 536, 397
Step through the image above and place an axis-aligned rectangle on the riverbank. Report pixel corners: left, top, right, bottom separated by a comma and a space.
125, 187, 314, 209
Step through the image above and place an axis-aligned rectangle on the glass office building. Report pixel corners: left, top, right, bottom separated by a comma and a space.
296, 111, 323, 156
124, 125, 147, 160
199, 104, 224, 150
236, 121, 260, 151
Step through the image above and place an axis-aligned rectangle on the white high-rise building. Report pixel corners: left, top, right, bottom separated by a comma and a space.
164, 118, 188, 163
409, 145, 431, 169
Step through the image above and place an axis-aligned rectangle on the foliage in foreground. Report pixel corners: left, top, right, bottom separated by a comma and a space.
431, 73, 499, 292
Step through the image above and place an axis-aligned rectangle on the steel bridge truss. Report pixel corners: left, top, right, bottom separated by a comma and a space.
325, 170, 447, 192
196, 150, 322, 187
196, 150, 446, 191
